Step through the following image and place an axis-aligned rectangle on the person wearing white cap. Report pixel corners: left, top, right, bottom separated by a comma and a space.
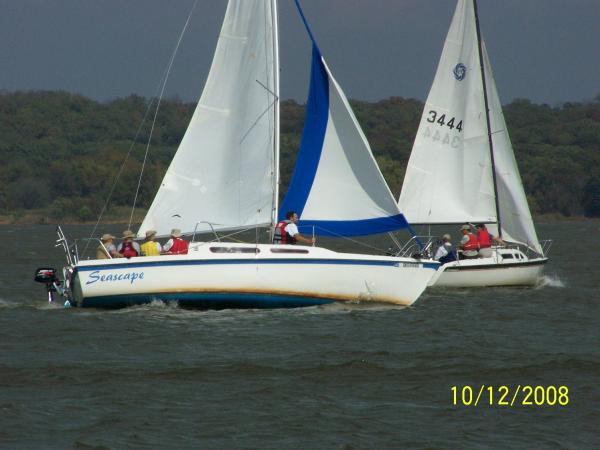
162, 228, 189, 255
96, 233, 120, 259
141, 230, 162, 256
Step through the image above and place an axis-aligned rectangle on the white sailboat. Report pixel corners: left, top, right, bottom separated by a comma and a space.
398, 0, 549, 288
48, 0, 439, 308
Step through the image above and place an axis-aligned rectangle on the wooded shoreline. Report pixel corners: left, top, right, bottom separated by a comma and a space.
1, 91, 599, 222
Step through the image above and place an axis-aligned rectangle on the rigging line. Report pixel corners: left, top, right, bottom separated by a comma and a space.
82, 96, 158, 255
473, 0, 502, 237
239, 96, 277, 144
304, 226, 389, 254
128, 0, 199, 229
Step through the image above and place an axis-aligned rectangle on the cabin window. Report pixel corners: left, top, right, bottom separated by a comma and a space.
209, 247, 260, 254
501, 254, 514, 259
270, 248, 309, 254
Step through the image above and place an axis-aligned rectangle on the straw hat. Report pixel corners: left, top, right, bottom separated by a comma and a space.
101, 233, 115, 242
145, 230, 157, 239
170, 228, 182, 238
122, 229, 136, 239
461, 224, 471, 231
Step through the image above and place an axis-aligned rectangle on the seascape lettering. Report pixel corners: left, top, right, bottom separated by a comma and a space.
86, 270, 145, 285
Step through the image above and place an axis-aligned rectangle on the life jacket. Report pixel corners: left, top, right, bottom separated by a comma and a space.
120, 241, 139, 258
478, 229, 492, 248
273, 220, 296, 245
167, 237, 188, 255
462, 233, 479, 251
141, 241, 160, 256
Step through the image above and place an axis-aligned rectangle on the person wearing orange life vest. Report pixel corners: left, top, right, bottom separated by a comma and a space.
458, 224, 479, 259
272, 211, 316, 245
162, 228, 189, 255
476, 223, 505, 258
117, 230, 141, 258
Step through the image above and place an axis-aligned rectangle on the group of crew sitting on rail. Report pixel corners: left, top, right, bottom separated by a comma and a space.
434, 223, 505, 264
96, 210, 314, 260
96, 228, 189, 259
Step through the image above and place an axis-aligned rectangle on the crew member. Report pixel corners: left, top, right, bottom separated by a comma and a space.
272, 211, 315, 245
458, 224, 479, 259
141, 230, 162, 256
476, 223, 504, 258
162, 228, 189, 255
118, 230, 140, 258
434, 234, 456, 264
96, 233, 120, 259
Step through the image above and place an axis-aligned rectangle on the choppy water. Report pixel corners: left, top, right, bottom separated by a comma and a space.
1, 221, 599, 449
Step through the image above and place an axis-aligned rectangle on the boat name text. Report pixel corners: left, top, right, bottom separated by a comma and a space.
86, 270, 145, 285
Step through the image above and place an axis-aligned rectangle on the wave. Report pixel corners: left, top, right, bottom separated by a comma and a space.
536, 273, 566, 289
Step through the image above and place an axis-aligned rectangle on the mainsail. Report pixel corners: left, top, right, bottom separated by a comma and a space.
398, 0, 542, 253
139, 0, 278, 237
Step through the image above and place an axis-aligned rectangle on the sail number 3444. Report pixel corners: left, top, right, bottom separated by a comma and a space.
426, 110, 463, 132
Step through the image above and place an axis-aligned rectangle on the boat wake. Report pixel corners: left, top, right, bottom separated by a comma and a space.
536, 274, 566, 289
0, 298, 16, 309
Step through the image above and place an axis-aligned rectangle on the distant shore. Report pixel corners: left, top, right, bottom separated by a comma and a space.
0, 211, 596, 226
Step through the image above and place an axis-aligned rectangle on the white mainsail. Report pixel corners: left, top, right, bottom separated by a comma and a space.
139, 0, 278, 237
398, 0, 542, 254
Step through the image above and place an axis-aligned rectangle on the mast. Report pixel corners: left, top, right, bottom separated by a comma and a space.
271, 0, 281, 228
473, 0, 502, 237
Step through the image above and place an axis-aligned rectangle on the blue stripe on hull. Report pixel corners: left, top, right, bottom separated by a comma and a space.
81, 292, 335, 309
76, 258, 439, 272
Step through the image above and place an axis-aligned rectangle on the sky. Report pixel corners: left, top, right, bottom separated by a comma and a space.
0, 0, 599, 105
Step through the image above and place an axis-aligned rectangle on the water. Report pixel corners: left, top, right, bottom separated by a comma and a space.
1, 221, 598, 449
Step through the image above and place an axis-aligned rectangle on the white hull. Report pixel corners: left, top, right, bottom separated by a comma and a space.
428, 248, 547, 288
70, 242, 439, 308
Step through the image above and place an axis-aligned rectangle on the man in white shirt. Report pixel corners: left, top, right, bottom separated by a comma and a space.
434, 234, 456, 264
273, 211, 316, 245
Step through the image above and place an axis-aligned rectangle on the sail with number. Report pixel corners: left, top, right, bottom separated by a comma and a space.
139, 0, 278, 238
398, 0, 542, 254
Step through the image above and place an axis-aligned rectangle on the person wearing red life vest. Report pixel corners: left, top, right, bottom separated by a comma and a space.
458, 224, 479, 259
272, 211, 316, 245
162, 228, 189, 255
476, 223, 505, 258
117, 229, 140, 258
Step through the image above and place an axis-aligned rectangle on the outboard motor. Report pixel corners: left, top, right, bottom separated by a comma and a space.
34, 267, 61, 303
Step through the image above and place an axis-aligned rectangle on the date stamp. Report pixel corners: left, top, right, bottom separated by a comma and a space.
451, 385, 569, 407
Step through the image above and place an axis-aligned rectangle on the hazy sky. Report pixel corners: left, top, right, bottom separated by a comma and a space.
1, 0, 598, 105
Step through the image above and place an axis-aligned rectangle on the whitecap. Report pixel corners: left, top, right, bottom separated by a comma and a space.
536, 274, 566, 289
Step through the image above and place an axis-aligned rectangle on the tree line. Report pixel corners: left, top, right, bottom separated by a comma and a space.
0, 90, 598, 222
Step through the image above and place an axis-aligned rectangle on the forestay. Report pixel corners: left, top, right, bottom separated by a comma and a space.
139, 0, 278, 238
279, 44, 408, 236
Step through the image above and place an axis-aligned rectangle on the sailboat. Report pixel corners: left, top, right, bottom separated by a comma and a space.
44, 0, 439, 308
398, 0, 549, 288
